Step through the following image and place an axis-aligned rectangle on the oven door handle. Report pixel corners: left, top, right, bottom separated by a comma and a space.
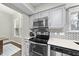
32, 50, 43, 56
29, 41, 47, 46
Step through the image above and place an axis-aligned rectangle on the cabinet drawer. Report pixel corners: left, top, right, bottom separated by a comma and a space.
50, 50, 56, 56
63, 53, 70, 56
55, 51, 62, 56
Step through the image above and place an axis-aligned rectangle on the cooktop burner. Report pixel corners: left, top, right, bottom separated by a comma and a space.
29, 38, 48, 44
29, 35, 49, 44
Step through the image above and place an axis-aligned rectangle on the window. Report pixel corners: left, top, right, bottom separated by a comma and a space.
14, 16, 21, 37
70, 12, 79, 30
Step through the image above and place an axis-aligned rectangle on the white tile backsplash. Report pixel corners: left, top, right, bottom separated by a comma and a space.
50, 32, 79, 41
50, 32, 65, 39
65, 32, 79, 41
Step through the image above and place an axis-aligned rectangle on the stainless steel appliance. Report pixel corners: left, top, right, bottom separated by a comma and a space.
29, 41, 48, 56
29, 16, 49, 56
29, 28, 50, 56
33, 17, 48, 28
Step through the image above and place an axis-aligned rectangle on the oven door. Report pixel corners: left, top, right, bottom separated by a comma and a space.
29, 41, 48, 56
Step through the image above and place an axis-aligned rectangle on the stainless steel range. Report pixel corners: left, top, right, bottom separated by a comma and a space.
29, 27, 50, 56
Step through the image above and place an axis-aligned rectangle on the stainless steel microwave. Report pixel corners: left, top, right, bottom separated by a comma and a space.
33, 17, 48, 28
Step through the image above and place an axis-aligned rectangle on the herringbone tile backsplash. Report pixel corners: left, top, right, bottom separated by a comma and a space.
50, 32, 79, 40
65, 32, 79, 40
50, 32, 65, 39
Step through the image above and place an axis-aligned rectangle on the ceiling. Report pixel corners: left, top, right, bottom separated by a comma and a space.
0, 4, 20, 16
2, 3, 65, 15
31, 3, 64, 13
30, 3, 46, 8
2, 3, 79, 15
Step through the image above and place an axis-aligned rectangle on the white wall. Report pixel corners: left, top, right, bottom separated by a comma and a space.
0, 11, 13, 39
10, 13, 22, 44
10, 13, 30, 45
21, 13, 30, 38
0, 10, 23, 44
0, 4, 30, 44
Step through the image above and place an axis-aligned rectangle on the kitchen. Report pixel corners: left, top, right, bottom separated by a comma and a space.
0, 3, 79, 56
21, 3, 79, 56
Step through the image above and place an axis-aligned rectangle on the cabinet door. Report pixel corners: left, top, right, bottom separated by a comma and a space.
25, 41, 29, 56
48, 9, 53, 28
50, 50, 62, 56
22, 39, 29, 56
50, 50, 56, 56
49, 7, 65, 28
53, 8, 63, 28
40, 10, 49, 18
29, 15, 34, 28
55, 51, 62, 56
34, 13, 39, 19
62, 53, 70, 56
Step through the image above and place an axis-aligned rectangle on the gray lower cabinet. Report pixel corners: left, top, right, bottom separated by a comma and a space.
25, 40, 29, 56
22, 39, 29, 56
55, 51, 62, 56
50, 45, 71, 56
50, 50, 62, 56
50, 45, 79, 56
50, 50, 70, 56
50, 50, 56, 56
62, 53, 70, 56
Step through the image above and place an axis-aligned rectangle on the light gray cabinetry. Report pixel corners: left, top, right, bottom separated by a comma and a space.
48, 7, 65, 29
29, 15, 35, 28
22, 39, 29, 56
50, 50, 56, 56
30, 13, 41, 28
55, 51, 62, 56
50, 44, 71, 56
50, 50, 62, 56
30, 11, 49, 28
30, 6, 66, 29
40, 10, 49, 18
25, 39, 29, 56
62, 53, 70, 56
50, 50, 70, 56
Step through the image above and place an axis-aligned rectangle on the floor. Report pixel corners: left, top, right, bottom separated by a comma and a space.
0, 40, 22, 56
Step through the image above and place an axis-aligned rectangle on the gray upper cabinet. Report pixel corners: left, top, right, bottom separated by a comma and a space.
30, 6, 66, 29
40, 10, 49, 18
29, 15, 34, 28
29, 13, 39, 28
48, 7, 65, 29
